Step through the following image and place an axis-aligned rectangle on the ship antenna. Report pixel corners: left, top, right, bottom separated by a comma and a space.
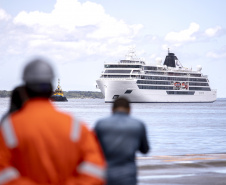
126, 46, 136, 60
168, 48, 170, 54
57, 78, 61, 90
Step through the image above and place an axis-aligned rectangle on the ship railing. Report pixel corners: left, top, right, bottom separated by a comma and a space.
99, 76, 138, 80
120, 60, 144, 64
104, 61, 144, 65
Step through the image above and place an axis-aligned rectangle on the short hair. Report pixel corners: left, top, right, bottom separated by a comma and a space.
113, 97, 130, 110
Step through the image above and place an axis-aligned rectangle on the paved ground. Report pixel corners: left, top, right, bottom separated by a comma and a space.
137, 153, 226, 185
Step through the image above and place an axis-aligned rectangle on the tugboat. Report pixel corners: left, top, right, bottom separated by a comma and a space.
50, 79, 68, 102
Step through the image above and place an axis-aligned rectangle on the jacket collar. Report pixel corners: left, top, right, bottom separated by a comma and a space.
113, 111, 129, 116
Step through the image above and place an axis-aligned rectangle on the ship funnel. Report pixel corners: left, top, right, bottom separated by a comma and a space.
163, 52, 178, 67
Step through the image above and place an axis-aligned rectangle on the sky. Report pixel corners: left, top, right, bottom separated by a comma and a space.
0, 0, 226, 97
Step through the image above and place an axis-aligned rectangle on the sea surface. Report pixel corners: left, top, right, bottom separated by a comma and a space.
0, 98, 226, 156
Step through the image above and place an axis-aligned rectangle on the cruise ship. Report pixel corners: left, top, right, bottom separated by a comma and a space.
96, 49, 217, 103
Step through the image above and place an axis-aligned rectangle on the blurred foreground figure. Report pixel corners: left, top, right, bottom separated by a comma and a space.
0, 59, 105, 185
94, 97, 150, 185
1, 85, 28, 123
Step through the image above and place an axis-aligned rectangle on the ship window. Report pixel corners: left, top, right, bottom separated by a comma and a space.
189, 87, 211, 91
141, 76, 207, 82
103, 75, 130, 78
145, 71, 164, 75
190, 74, 201, 77
105, 65, 141, 68
112, 95, 119, 99
167, 91, 195, 95
105, 70, 131, 73
138, 85, 174, 90
124, 90, 133, 94
189, 82, 209, 86
137, 80, 171, 85
143, 66, 157, 70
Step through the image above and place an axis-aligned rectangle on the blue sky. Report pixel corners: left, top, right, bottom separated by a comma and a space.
0, 0, 225, 97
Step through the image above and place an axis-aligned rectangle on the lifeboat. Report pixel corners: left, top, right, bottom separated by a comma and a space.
181, 82, 189, 90
174, 82, 181, 87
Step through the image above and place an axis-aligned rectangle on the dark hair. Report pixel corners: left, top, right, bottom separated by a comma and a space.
25, 83, 53, 98
113, 97, 130, 110
1, 85, 28, 123
9, 86, 27, 113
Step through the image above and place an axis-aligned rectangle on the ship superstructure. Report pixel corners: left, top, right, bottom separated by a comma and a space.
96, 49, 217, 103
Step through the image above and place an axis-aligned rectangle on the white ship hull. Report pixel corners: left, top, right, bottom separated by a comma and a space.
97, 79, 217, 103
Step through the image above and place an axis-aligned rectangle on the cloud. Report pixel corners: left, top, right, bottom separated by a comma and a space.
206, 51, 226, 59
1, 0, 143, 64
206, 46, 226, 59
205, 26, 222, 37
13, 1, 104, 30
161, 44, 169, 51
165, 22, 200, 43
0, 0, 144, 90
161, 43, 181, 51
13, 0, 143, 39
0, 8, 11, 21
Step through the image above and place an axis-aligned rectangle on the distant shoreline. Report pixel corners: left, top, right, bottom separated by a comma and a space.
1, 90, 225, 99
0, 90, 104, 99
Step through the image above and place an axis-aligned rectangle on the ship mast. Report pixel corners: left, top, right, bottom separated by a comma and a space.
57, 79, 61, 90
126, 47, 137, 61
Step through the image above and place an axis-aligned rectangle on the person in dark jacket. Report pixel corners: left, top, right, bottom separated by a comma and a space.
94, 97, 150, 185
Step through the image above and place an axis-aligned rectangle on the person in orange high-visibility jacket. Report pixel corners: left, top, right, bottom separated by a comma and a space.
0, 59, 106, 185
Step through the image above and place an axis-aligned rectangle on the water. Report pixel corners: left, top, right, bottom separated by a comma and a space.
1, 98, 226, 156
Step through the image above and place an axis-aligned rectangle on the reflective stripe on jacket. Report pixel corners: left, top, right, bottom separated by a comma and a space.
0, 98, 105, 185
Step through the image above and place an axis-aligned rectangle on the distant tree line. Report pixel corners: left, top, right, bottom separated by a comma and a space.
64, 91, 104, 99
0, 90, 104, 99
0, 90, 11, 97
